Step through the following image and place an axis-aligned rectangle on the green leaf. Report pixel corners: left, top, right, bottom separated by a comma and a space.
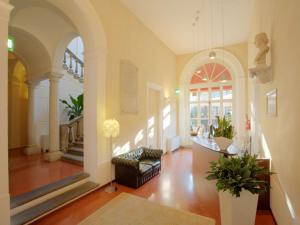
206, 152, 273, 197
60, 94, 84, 121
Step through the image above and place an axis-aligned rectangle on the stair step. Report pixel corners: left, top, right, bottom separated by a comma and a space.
68, 146, 83, 156
11, 181, 99, 225
10, 172, 89, 209
72, 141, 83, 147
61, 153, 83, 165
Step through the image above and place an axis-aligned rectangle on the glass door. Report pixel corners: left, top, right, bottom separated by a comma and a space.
189, 85, 233, 135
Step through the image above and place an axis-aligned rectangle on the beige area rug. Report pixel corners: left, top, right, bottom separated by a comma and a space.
79, 193, 215, 225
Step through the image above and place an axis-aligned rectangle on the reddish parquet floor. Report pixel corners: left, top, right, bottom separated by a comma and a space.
30, 149, 276, 225
9, 148, 83, 197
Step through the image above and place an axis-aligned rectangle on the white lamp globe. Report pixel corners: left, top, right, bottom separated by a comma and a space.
103, 119, 120, 138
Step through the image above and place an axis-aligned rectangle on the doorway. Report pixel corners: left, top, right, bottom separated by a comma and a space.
147, 83, 163, 149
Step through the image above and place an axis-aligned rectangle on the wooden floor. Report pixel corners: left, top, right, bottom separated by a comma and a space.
29, 149, 276, 225
9, 148, 83, 197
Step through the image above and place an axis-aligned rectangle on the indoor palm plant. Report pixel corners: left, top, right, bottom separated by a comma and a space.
210, 116, 234, 151
60, 93, 83, 121
207, 153, 272, 225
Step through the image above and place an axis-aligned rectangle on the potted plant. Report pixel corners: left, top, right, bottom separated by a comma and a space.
206, 153, 272, 225
60, 93, 83, 121
210, 116, 234, 151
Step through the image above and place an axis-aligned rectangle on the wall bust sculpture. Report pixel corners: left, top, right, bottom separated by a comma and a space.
249, 32, 272, 84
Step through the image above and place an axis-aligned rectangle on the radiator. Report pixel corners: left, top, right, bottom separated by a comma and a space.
166, 136, 180, 153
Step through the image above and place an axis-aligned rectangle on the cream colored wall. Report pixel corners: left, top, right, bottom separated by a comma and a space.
90, 0, 177, 153
249, 0, 300, 224
8, 56, 28, 149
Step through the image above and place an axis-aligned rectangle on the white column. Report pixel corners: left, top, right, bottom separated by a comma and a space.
0, 1, 14, 224
24, 80, 40, 155
44, 73, 63, 161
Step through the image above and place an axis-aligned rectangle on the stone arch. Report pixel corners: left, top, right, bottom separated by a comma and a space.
179, 49, 247, 145
9, 26, 52, 78
47, 0, 108, 182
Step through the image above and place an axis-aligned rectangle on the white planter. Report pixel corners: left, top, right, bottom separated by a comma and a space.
214, 137, 233, 151
219, 190, 258, 225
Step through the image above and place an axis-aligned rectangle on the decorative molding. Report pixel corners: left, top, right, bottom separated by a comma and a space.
0, 1, 13, 22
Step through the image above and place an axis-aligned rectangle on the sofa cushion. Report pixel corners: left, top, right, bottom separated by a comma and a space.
140, 159, 160, 168
126, 148, 144, 160
139, 163, 152, 174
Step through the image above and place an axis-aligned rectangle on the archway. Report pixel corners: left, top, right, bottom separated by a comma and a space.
179, 49, 247, 145
47, 0, 108, 183
0, 0, 108, 223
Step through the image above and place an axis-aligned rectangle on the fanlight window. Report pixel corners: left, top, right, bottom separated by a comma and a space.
189, 63, 233, 134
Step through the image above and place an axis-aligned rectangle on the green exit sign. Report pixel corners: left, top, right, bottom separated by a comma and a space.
8, 36, 15, 52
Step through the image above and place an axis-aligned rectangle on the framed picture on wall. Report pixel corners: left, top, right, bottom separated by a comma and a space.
266, 89, 277, 116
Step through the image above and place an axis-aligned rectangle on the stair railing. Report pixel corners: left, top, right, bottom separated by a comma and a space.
60, 116, 83, 151
63, 48, 84, 82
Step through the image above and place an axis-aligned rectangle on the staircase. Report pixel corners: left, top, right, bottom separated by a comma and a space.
60, 116, 84, 165
62, 139, 84, 165
10, 172, 99, 225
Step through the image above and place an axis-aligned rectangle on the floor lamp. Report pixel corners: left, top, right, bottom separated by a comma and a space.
103, 119, 120, 193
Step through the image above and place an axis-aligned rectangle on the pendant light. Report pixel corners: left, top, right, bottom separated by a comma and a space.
209, 51, 216, 59
202, 74, 209, 81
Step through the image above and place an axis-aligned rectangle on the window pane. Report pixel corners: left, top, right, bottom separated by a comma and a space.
200, 103, 209, 118
223, 102, 233, 119
190, 119, 200, 132
211, 102, 220, 119
223, 89, 232, 100
211, 89, 220, 101
190, 91, 198, 102
199, 91, 209, 101
190, 104, 199, 118
200, 119, 209, 132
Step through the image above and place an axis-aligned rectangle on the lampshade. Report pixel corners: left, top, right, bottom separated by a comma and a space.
103, 119, 120, 138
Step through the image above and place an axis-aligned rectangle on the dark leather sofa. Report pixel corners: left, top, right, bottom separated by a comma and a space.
111, 147, 163, 188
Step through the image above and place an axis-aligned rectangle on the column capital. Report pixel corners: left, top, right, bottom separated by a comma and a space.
47, 72, 64, 82
0, 1, 13, 22
25, 78, 40, 87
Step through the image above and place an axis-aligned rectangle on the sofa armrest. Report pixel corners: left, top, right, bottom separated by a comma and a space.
142, 148, 163, 160
111, 157, 139, 169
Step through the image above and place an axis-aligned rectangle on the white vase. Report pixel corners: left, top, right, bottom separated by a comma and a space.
214, 137, 233, 151
219, 190, 259, 225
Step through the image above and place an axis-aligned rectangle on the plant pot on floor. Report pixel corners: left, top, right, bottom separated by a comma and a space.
219, 190, 258, 225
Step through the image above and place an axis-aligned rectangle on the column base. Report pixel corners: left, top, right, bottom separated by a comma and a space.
43, 151, 63, 162
24, 145, 41, 155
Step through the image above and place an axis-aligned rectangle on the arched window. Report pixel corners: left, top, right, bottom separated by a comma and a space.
189, 63, 233, 134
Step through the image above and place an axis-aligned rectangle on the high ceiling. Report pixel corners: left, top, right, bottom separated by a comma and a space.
120, 0, 253, 55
